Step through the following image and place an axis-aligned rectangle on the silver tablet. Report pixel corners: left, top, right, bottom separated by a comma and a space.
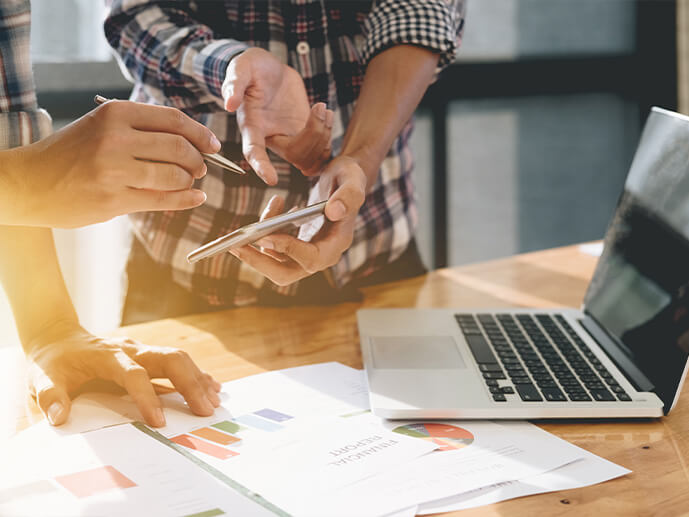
186, 201, 327, 264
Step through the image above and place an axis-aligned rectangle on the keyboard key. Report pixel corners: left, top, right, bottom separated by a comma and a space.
617, 393, 632, 401
464, 334, 498, 364
483, 371, 506, 380
501, 386, 515, 394
485, 379, 499, 387
542, 388, 567, 401
584, 382, 605, 390
493, 393, 507, 402
571, 393, 592, 401
590, 389, 616, 401
489, 386, 503, 394
479, 363, 503, 372
516, 384, 543, 401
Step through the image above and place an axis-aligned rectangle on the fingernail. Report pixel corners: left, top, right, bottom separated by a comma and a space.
325, 109, 334, 128
210, 133, 221, 151
200, 163, 208, 177
154, 408, 166, 427
207, 386, 221, 407
259, 239, 274, 250
315, 103, 326, 121
47, 402, 64, 425
329, 200, 346, 220
202, 397, 215, 414
192, 190, 207, 205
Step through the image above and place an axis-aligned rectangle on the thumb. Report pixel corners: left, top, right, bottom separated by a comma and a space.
33, 373, 72, 426
324, 161, 367, 222
223, 59, 251, 112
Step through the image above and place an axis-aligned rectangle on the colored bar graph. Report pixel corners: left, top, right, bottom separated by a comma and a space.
234, 414, 284, 432
211, 420, 245, 435
254, 408, 293, 422
171, 434, 239, 460
340, 409, 371, 418
54, 465, 136, 499
191, 427, 241, 446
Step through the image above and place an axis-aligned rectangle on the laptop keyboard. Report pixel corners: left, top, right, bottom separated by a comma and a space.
455, 313, 632, 403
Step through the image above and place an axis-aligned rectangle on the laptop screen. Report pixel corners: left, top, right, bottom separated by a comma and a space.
584, 108, 689, 413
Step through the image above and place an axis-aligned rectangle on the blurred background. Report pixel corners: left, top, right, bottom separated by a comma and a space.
0, 0, 682, 348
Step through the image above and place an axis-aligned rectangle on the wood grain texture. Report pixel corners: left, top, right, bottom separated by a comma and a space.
4, 243, 688, 516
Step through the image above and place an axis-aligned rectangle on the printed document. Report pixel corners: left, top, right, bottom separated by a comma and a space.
0, 423, 281, 517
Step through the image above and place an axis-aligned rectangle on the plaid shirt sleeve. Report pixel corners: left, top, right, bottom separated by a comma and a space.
105, 0, 248, 110
0, 0, 52, 150
362, 0, 466, 70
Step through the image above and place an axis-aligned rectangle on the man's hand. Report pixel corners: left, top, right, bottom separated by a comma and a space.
228, 156, 366, 285
26, 326, 221, 428
5, 100, 222, 228
223, 48, 333, 184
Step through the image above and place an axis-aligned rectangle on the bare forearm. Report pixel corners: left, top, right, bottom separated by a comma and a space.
0, 148, 29, 225
341, 45, 439, 188
0, 226, 79, 351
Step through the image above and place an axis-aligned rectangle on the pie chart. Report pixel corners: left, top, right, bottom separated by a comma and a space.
392, 423, 474, 451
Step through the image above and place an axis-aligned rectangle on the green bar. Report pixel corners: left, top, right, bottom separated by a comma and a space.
183, 509, 224, 517
212, 420, 244, 435
339, 409, 371, 418
0, 480, 58, 503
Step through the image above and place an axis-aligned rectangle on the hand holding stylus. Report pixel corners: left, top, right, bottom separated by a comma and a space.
94, 96, 246, 175
6, 98, 222, 227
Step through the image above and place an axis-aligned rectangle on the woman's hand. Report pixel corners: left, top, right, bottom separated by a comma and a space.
26, 325, 221, 428
5, 100, 223, 228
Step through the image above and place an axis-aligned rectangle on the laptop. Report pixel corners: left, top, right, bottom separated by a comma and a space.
358, 107, 689, 419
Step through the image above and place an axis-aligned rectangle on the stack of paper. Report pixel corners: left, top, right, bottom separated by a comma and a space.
2, 362, 630, 516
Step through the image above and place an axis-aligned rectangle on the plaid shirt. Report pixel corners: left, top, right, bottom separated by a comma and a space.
106, 0, 465, 307
0, 0, 52, 151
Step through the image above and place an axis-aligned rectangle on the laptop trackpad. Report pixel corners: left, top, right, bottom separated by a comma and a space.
370, 336, 466, 369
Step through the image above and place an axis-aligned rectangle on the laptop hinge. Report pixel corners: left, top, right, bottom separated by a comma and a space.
578, 315, 655, 392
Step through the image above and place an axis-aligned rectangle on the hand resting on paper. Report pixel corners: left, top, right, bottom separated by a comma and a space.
26, 324, 221, 428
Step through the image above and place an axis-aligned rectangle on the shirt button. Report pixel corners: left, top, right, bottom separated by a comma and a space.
296, 41, 310, 55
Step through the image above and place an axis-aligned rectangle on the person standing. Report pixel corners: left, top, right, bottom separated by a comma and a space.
105, 0, 466, 320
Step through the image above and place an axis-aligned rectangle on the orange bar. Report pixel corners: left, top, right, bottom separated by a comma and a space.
191, 427, 241, 446
55, 465, 136, 499
171, 434, 238, 460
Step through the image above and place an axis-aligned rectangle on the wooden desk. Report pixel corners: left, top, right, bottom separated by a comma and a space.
3, 244, 689, 515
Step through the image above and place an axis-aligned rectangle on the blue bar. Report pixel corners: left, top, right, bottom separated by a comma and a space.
234, 414, 284, 432
253, 408, 293, 422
